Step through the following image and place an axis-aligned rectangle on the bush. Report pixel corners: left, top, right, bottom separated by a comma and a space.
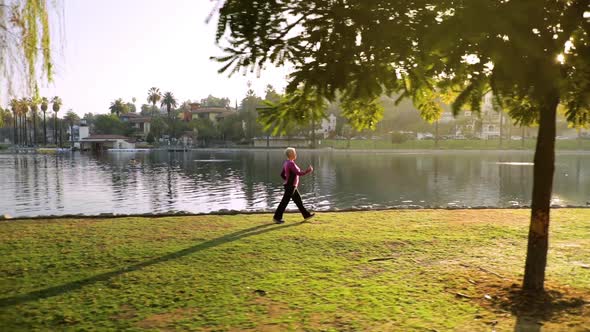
146, 132, 155, 144
390, 132, 408, 144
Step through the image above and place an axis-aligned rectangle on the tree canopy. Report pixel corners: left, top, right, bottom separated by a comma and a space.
63, 110, 80, 125
109, 98, 129, 117
161, 92, 177, 117
94, 114, 130, 136
200, 94, 230, 108
147, 87, 161, 108
212, 0, 590, 292
214, 0, 589, 129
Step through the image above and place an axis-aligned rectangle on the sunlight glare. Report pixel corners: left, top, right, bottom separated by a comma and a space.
564, 39, 575, 54
461, 54, 480, 65
556, 53, 565, 64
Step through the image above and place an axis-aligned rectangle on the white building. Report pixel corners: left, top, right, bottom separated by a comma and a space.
120, 113, 151, 139
478, 93, 505, 139
320, 114, 337, 138
66, 124, 89, 142
80, 135, 136, 151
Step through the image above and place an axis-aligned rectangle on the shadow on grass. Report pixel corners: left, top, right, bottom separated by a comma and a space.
499, 286, 588, 332
0, 221, 305, 308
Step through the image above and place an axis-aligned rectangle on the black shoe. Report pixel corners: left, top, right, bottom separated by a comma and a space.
304, 213, 315, 221
273, 218, 285, 224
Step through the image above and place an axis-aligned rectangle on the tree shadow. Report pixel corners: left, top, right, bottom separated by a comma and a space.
498, 286, 588, 331
0, 221, 305, 308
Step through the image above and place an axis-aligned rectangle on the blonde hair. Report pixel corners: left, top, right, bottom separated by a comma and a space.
285, 147, 296, 158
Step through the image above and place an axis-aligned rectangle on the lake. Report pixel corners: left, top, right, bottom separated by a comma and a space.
1, 150, 589, 218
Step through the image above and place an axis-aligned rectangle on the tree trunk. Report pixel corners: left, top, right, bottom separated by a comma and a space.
22, 115, 26, 145
508, 119, 512, 147
33, 113, 37, 146
19, 116, 23, 145
54, 114, 58, 144
311, 114, 316, 149
23, 113, 28, 146
59, 120, 63, 148
435, 120, 439, 148
499, 111, 503, 148
43, 112, 47, 145
13, 113, 17, 145
522, 95, 558, 291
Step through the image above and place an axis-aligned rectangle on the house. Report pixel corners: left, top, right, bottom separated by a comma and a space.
80, 135, 135, 151
477, 93, 506, 139
188, 103, 235, 124
320, 114, 337, 138
67, 120, 90, 148
439, 110, 456, 123
120, 113, 151, 138
449, 93, 506, 139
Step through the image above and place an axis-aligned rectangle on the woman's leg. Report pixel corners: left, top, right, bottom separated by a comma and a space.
273, 185, 294, 220
291, 188, 311, 218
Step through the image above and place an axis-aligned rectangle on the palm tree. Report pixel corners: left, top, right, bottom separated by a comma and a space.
52, 96, 62, 145
161, 92, 177, 118
147, 87, 161, 115
29, 96, 40, 146
9, 99, 19, 145
19, 98, 29, 146
64, 110, 80, 146
41, 97, 49, 145
109, 98, 127, 117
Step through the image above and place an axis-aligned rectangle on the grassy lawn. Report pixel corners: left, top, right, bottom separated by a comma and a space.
321, 139, 590, 150
1, 209, 589, 331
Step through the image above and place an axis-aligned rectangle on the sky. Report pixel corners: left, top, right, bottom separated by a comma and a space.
37, 0, 291, 116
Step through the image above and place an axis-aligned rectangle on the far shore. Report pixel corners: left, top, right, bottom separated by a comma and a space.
2, 137, 590, 153
2, 146, 590, 155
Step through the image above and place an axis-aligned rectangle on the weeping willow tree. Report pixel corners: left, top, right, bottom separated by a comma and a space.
0, 0, 59, 101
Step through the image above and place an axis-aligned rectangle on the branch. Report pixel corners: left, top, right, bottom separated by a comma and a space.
274, 14, 307, 41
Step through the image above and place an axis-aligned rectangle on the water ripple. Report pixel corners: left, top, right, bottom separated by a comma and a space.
0, 151, 589, 217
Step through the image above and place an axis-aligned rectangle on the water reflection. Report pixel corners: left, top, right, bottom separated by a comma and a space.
0, 150, 588, 217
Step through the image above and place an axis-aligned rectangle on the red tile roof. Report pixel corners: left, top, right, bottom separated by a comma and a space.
191, 107, 230, 114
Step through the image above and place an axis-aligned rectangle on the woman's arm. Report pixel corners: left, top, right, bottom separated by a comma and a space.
290, 162, 312, 176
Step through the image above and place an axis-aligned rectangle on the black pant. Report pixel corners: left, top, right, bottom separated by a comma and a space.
273, 185, 311, 220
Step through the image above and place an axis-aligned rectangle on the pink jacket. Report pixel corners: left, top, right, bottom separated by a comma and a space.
280, 160, 310, 187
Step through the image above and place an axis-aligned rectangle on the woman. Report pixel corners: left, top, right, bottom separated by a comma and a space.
272, 147, 315, 224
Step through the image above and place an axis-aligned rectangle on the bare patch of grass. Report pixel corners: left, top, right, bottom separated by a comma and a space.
136, 307, 200, 330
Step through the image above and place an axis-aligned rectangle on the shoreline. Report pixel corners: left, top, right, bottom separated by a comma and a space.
2, 146, 590, 154
3, 205, 589, 221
